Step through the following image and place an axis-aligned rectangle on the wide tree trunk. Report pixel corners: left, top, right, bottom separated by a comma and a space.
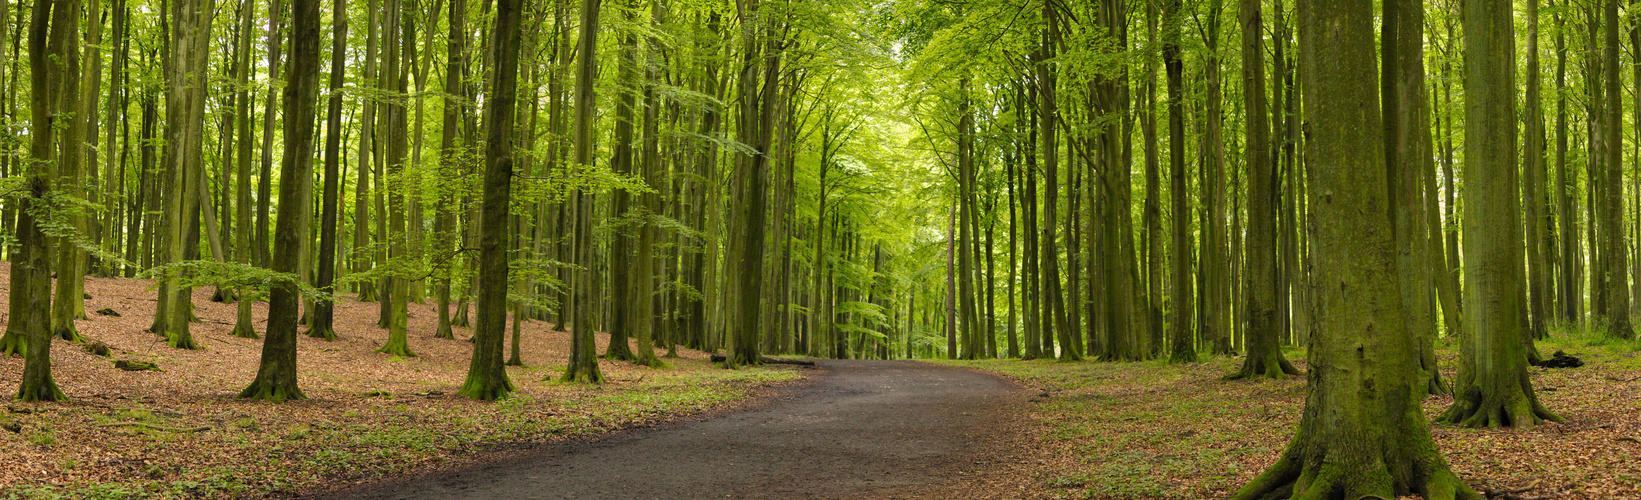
11, 0, 77, 401
1231, 1, 1479, 496
1437, 0, 1565, 428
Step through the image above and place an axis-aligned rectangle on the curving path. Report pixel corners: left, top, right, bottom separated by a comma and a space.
307, 359, 1029, 500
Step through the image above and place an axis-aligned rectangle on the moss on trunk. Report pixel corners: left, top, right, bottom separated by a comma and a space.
1234, 0, 1476, 496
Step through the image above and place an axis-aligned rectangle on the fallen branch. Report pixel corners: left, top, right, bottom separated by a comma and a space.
708, 354, 817, 366
96, 422, 210, 433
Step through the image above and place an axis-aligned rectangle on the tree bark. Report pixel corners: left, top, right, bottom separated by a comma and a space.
1163, 0, 1194, 363
1231, 0, 1479, 495
1437, 0, 1566, 428
241, 0, 319, 402
459, 0, 523, 400
1227, 0, 1295, 379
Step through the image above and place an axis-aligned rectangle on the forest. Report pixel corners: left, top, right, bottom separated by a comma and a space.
0, 0, 1638, 497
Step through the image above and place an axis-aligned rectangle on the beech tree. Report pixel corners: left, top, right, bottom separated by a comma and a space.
241, 0, 319, 402
1437, 0, 1562, 428
1231, 0, 1478, 496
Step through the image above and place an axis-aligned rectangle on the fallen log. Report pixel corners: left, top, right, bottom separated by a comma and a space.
709, 354, 816, 366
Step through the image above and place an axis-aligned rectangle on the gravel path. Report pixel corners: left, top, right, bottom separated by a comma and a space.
310, 359, 1028, 499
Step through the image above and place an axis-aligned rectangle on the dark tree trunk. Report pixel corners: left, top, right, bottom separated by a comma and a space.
241, 0, 319, 402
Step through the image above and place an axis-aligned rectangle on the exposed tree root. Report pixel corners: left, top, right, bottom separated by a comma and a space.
558, 365, 604, 384
1437, 384, 1563, 428
374, 341, 416, 357
457, 372, 516, 401
0, 331, 28, 357
167, 330, 200, 350
239, 380, 306, 402
305, 326, 337, 341
16, 381, 66, 402
1231, 446, 1482, 500
231, 320, 260, 339
53, 324, 85, 343
1224, 352, 1300, 380
433, 323, 455, 339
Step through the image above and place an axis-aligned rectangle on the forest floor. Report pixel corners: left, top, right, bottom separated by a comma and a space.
946, 329, 1641, 499
0, 263, 804, 499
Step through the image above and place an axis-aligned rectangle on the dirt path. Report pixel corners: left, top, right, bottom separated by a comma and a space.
308, 360, 1033, 499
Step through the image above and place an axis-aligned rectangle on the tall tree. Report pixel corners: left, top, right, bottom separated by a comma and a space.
724, 0, 777, 368
307, 0, 347, 341
50, 0, 97, 343
1163, 0, 1194, 363
1599, 0, 1632, 338
1227, 0, 1296, 379
460, 0, 523, 401
1437, 0, 1563, 428
1231, 0, 1478, 496
434, 0, 468, 340
241, 0, 319, 402
1384, 0, 1444, 394
1041, 0, 1075, 361
376, 0, 416, 357
561, 0, 605, 383
11, 0, 78, 401
605, 0, 642, 363
230, 0, 259, 339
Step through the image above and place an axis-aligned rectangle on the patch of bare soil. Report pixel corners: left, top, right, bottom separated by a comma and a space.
0, 262, 800, 498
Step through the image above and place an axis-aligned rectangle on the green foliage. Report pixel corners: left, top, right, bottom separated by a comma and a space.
138, 260, 331, 303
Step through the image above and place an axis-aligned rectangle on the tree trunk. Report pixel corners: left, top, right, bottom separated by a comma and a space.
1601, 0, 1633, 338
241, 0, 319, 402
1231, 0, 1479, 495
459, 0, 522, 400
561, 0, 605, 384
1163, 0, 1194, 363
1437, 0, 1564, 428
307, 0, 346, 341
230, 0, 259, 339
10, 0, 77, 400
1384, 0, 1445, 394
1228, 0, 1296, 379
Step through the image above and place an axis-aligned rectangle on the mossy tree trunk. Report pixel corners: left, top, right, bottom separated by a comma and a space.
375, 0, 415, 357
561, 0, 604, 384
230, 0, 259, 340
1231, 1, 1479, 497
433, 0, 467, 341
1384, 0, 1444, 395
1438, 0, 1563, 429
1600, 0, 1632, 338
51, 0, 95, 344
241, 0, 318, 403
723, 0, 776, 369
1226, 0, 1296, 380
158, 0, 212, 351
12, 0, 76, 401
604, 0, 641, 363
460, 0, 522, 400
